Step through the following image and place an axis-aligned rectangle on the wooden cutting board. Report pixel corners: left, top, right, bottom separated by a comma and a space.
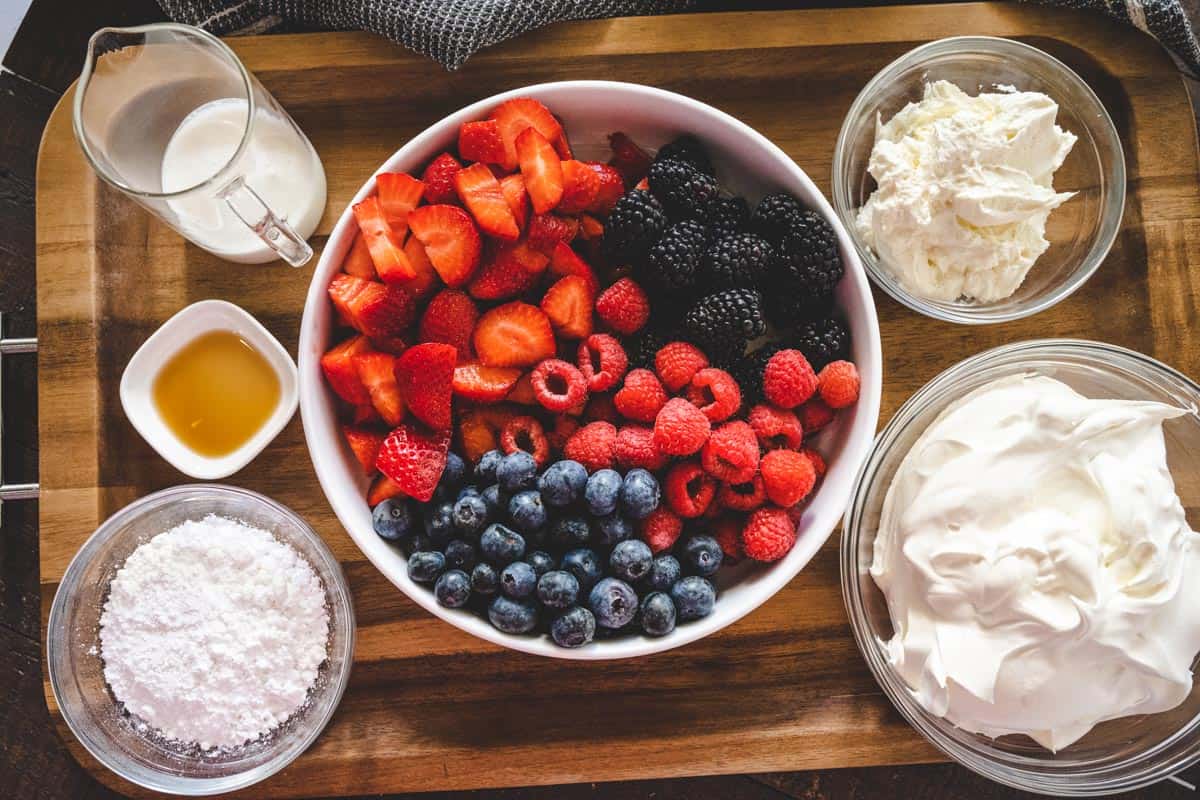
36, 4, 1200, 797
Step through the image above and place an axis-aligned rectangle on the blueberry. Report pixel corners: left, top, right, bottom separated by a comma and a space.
434, 569, 471, 608
408, 532, 434, 554
480, 523, 525, 566
551, 606, 596, 648
372, 498, 414, 541
488, 595, 538, 634
594, 513, 633, 545
682, 535, 723, 577
440, 452, 466, 490
457, 484, 481, 501
644, 554, 681, 593
588, 577, 639, 629
407, 551, 445, 583
585, 469, 622, 516
549, 516, 591, 548
475, 449, 503, 483
423, 501, 455, 546
452, 494, 490, 537
537, 570, 580, 609
508, 490, 547, 534
538, 459, 589, 507
640, 592, 676, 636
501, 561, 537, 598
619, 468, 660, 520
527, 550, 555, 577
471, 562, 499, 595
561, 548, 603, 592
481, 484, 506, 517
671, 576, 715, 620
609, 539, 653, 583
497, 451, 538, 492
444, 539, 477, 571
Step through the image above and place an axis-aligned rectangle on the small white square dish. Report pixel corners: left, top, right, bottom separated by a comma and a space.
119, 299, 299, 479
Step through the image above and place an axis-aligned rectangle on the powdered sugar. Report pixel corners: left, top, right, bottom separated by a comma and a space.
99, 514, 330, 750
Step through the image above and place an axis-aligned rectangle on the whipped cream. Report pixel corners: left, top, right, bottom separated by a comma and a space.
871, 374, 1200, 751
856, 81, 1077, 303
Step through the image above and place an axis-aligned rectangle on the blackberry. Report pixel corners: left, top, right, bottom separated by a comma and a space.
792, 316, 850, 370
602, 189, 667, 266
704, 196, 749, 241
750, 192, 805, 243
654, 134, 714, 175
628, 327, 670, 370
642, 220, 707, 291
683, 289, 767, 362
700, 233, 774, 291
766, 211, 843, 325
648, 159, 719, 222
727, 342, 785, 406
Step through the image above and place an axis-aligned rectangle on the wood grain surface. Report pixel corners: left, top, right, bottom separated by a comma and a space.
33, 3, 1200, 798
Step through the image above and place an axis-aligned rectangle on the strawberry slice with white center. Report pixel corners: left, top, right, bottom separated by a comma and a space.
407, 204, 482, 288
352, 195, 415, 283
454, 162, 520, 242
491, 96, 565, 171
374, 423, 451, 503
327, 274, 416, 339
375, 172, 424, 237
516, 127, 564, 214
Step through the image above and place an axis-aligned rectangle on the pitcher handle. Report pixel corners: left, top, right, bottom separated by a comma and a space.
220, 177, 313, 267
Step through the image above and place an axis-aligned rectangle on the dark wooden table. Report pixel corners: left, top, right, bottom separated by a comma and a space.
2, 1, 1197, 797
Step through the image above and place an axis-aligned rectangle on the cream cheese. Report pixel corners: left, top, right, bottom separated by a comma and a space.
856, 81, 1077, 303
871, 374, 1200, 751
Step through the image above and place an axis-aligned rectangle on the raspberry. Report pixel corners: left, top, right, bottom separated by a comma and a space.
584, 392, 619, 424
500, 415, 550, 467
760, 449, 816, 507
799, 397, 834, 435
664, 461, 717, 519
747, 403, 804, 450
563, 421, 618, 472
595, 277, 651, 335
700, 421, 760, 483
713, 515, 744, 564
576, 333, 629, 392
742, 507, 797, 562
640, 507, 684, 554
654, 341, 709, 392
613, 368, 668, 423
800, 447, 826, 479
818, 360, 861, 409
685, 368, 741, 422
654, 397, 712, 456
763, 349, 818, 408
531, 358, 588, 412
614, 425, 669, 471
547, 416, 580, 454
718, 475, 767, 511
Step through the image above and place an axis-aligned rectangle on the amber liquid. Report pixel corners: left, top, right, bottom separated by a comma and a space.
152, 330, 281, 457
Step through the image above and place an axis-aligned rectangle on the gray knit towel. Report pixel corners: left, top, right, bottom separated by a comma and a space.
158, 0, 1199, 74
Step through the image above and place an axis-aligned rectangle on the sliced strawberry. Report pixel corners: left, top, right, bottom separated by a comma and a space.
353, 351, 405, 426
556, 160, 600, 215
399, 235, 440, 300
421, 152, 461, 205
473, 301, 556, 368
578, 214, 604, 240
367, 474, 405, 506
552, 131, 573, 161
419, 289, 478, 361
499, 174, 529, 233
467, 246, 539, 300
549, 241, 600, 296
586, 162, 625, 215
370, 334, 408, 356
527, 214, 578, 255
457, 408, 498, 463
343, 425, 386, 475
407, 204, 482, 288
352, 196, 415, 282
541, 274, 594, 339
453, 163, 520, 242
352, 403, 382, 425
342, 234, 377, 279
491, 96, 565, 171
321, 335, 373, 405
327, 274, 415, 339
394, 342, 456, 430
375, 423, 451, 503
516, 127, 564, 214
608, 132, 653, 187
453, 361, 522, 402
375, 172, 424, 236
458, 119, 506, 165
506, 372, 538, 405
635, 177, 649, 191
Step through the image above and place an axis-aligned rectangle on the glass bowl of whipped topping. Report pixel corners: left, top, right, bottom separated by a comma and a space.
832, 37, 1125, 324
47, 485, 355, 795
842, 339, 1200, 795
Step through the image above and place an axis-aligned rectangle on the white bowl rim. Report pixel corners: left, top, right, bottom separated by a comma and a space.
299, 79, 883, 660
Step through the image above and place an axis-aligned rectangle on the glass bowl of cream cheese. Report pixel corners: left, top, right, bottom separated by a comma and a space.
842, 339, 1200, 794
832, 37, 1125, 324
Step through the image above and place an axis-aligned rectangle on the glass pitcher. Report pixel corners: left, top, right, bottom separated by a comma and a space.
73, 23, 326, 267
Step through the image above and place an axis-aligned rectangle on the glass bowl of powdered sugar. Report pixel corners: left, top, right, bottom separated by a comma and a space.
47, 484, 355, 795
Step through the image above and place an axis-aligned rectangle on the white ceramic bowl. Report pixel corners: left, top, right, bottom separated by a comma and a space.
299, 81, 882, 659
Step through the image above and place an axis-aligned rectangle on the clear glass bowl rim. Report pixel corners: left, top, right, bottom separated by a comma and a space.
831, 35, 1127, 325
